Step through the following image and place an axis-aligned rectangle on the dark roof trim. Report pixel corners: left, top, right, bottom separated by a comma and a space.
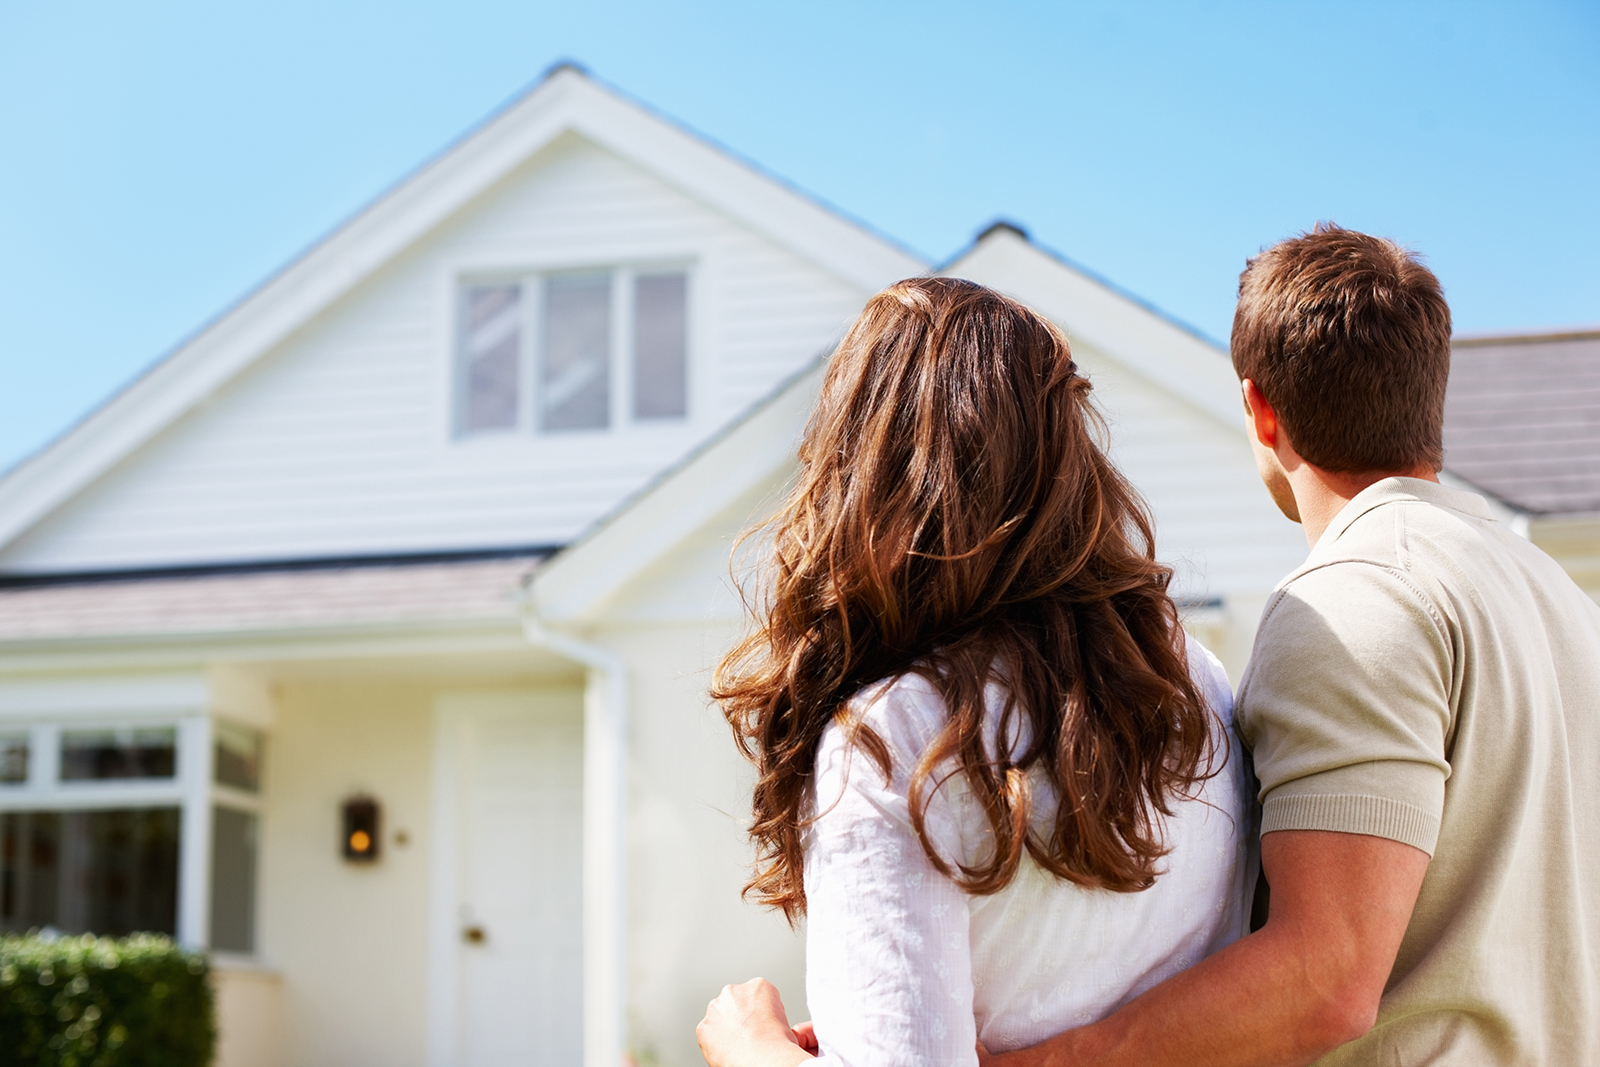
975, 219, 1030, 243
939, 224, 1230, 352
1452, 328, 1600, 347
0, 545, 562, 590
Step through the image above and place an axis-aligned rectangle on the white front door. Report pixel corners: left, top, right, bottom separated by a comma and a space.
430, 688, 584, 1066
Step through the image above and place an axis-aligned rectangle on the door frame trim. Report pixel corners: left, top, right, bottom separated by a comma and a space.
424, 695, 466, 1067
425, 669, 626, 1067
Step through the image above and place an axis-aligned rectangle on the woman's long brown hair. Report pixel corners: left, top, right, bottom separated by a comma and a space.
713, 277, 1217, 921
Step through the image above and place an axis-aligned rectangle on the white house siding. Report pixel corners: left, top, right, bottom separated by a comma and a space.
0, 135, 869, 575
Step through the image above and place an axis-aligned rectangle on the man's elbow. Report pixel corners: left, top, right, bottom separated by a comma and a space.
1302, 981, 1382, 1052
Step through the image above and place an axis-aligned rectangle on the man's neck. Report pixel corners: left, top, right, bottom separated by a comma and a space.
1288, 466, 1440, 547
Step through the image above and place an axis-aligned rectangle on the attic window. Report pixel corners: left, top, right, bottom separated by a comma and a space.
633, 273, 688, 420
459, 285, 522, 434
541, 273, 612, 431
454, 267, 690, 437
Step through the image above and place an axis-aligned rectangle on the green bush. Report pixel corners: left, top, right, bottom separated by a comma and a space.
0, 933, 214, 1067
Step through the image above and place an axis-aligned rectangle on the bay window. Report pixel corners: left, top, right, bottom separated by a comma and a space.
0, 715, 262, 955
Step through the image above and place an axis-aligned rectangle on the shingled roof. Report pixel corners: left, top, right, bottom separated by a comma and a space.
0, 555, 542, 643
1443, 330, 1600, 516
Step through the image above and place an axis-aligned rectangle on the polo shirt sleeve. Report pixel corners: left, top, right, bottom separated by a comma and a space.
1237, 561, 1453, 855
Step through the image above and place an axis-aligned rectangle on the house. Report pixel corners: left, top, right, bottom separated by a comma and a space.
0, 64, 920, 1067
1, 64, 1572, 1067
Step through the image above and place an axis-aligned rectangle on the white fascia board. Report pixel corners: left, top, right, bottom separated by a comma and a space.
533, 364, 821, 625
944, 230, 1244, 431
0, 674, 207, 717
0, 68, 922, 553
0, 621, 536, 675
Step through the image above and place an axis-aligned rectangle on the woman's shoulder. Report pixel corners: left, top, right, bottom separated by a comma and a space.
822, 671, 950, 768
1185, 635, 1235, 728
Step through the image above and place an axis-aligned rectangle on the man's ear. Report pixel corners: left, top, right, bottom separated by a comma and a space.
1242, 378, 1278, 450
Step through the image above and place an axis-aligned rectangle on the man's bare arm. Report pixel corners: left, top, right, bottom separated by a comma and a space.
982, 829, 1429, 1067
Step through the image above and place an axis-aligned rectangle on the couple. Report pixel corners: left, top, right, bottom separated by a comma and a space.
698, 225, 1600, 1066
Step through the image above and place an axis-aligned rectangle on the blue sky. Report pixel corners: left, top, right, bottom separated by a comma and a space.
1, 0, 1596, 473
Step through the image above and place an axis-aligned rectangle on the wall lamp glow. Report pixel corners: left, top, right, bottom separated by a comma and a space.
342, 795, 381, 863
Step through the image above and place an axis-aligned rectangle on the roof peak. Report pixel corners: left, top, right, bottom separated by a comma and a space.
976, 218, 1030, 243
540, 59, 590, 82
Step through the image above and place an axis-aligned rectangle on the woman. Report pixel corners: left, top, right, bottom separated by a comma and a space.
701, 278, 1252, 1066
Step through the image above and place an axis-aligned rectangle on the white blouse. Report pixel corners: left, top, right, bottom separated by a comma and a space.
801, 641, 1253, 1066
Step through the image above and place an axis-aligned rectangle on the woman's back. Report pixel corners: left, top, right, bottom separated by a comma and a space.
703, 277, 1252, 1067
802, 641, 1252, 1065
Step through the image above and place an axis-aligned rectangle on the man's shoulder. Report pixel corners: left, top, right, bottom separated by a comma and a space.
1244, 548, 1453, 710
1263, 553, 1444, 640
1272, 488, 1512, 621
1313, 486, 1596, 630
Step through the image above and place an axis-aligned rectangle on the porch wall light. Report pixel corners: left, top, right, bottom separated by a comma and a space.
342, 795, 381, 863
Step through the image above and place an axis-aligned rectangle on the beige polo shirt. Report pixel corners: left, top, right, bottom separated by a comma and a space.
1237, 477, 1600, 1065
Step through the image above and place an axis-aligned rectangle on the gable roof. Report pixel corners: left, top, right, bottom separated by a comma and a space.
0, 65, 925, 556
0, 554, 542, 645
1444, 329, 1600, 516
943, 225, 1243, 429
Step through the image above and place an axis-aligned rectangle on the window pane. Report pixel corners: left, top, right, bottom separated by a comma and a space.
541, 273, 611, 431
210, 806, 257, 954
633, 273, 688, 420
0, 811, 55, 930
0, 733, 27, 784
214, 721, 262, 793
61, 727, 176, 781
459, 284, 521, 434
0, 808, 180, 937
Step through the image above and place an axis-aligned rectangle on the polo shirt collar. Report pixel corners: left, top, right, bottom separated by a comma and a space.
1312, 476, 1496, 554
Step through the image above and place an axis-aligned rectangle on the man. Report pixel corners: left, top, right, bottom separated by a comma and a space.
985, 224, 1600, 1065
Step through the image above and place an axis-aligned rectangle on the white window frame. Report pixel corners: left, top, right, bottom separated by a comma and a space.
452, 261, 695, 439
0, 712, 265, 954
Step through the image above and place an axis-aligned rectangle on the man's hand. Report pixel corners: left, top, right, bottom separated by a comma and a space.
984, 829, 1430, 1067
697, 978, 815, 1067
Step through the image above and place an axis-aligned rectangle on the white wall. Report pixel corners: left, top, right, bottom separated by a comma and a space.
212, 964, 285, 1067
261, 679, 438, 1067
1532, 517, 1600, 603
1, 134, 868, 574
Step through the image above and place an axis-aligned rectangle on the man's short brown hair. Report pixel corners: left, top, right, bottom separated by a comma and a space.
1231, 223, 1452, 474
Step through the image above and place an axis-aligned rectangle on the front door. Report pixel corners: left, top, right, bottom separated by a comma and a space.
430, 688, 584, 1066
